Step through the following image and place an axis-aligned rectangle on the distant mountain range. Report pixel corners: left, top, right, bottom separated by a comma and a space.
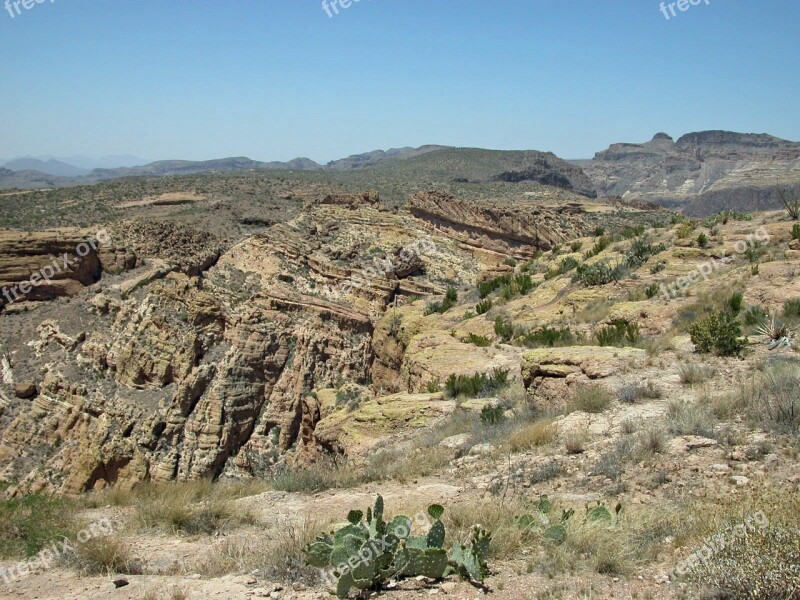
3, 132, 799, 215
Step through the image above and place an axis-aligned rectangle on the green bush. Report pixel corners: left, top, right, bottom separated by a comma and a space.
475, 298, 492, 315
689, 311, 746, 356
783, 299, 800, 319
463, 333, 491, 347
444, 368, 510, 399
596, 319, 640, 347
518, 326, 574, 348
570, 241, 584, 252
424, 288, 458, 315
728, 292, 745, 315
584, 236, 611, 259
478, 274, 512, 299
793, 223, 800, 240
697, 233, 710, 249
645, 283, 660, 299
624, 238, 668, 269
744, 305, 768, 326
0, 495, 77, 558
480, 405, 505, 425
576, 261, 624, 286
494, 316, 514, 342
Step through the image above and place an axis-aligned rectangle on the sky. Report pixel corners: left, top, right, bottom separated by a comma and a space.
1, 0, 799, 164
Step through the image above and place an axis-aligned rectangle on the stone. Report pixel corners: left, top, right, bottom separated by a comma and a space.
439, 434, 472, 452
731, 475, 750, 486
14, 381, 37, 399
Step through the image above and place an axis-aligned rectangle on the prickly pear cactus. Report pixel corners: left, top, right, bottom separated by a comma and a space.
303, 496, 492, 597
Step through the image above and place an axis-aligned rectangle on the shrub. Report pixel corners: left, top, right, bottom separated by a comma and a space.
494, 316, 514, 342
593, 226, 606, 237
697, 233, 710, 248
665, 401, 717, 438
793, 223, 800, 241
727, 291, 745, 315
576, 261, 623, 286
517, 325, 573, 348
584, 236, 611, 259
463, 333, 491, 347
596, 319, 640, 347
564, 432, 587, 455
618, 381, 662, 404
624, 238, 667, 269
645, 283, 660, 299
744, 305, 768, 326
783, 299, 800, 319
0, 495, 76, 558
545, 256, 582, 280
480, 405, 505, 426
514, 274, 535, 295
475, 298, 492, 315
444, 368, 510, 399
777, 186, 800, 220
689, 311, 746, 356
570, 241, 584, 252
569, 384, 613, 414
69, 536, 141, 576
743, 360, 800, 437
503, 257, 518, 267
677, 363, 715, 385
688, 524, 800, 600
426, 378, 442, 393
478, 274, 512, 298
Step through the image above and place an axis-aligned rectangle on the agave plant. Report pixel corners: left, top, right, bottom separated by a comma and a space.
756, 315, 796, 350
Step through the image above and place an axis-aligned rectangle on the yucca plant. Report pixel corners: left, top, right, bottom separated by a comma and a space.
756, 316, 796, 350
776, 186, 800, 220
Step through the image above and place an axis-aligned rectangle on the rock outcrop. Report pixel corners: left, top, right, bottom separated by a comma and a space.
580, 130, 800, 215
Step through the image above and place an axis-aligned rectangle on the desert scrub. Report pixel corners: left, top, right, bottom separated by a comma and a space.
516, 325, 574, 348
445, 368, 510, 399
595, 319, 640, 347
0, 494, 77, 558
568, 384, 613, 414
677, 363, 715, 385
687, 524, 800, 600
689, 310, 746, 356
617, 380, 662, 404
424, 287, 458, 315
665, 401, 717, 438
740, 359, 800, 437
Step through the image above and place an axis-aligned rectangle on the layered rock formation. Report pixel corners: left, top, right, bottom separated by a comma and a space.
579, 131, 800, 215
0, 188, 605, 493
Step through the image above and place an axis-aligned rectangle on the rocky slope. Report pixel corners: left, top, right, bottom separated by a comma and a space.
0, 189, 615, 493
579, 130, 800, 215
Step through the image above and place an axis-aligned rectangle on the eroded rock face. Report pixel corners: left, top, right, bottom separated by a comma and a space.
0, 191, 594, 493
581, 130, 800, 216
408, 191, 587, 257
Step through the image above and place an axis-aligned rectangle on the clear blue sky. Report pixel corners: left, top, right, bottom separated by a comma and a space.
1, 0, 798, 163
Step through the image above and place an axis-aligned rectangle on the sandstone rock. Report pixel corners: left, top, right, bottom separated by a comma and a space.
439, 434, 472, 452
14, 381, 36, 399
731, 475, 750, 486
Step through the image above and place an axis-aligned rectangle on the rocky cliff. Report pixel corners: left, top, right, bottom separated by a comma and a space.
580, 130, 800, 215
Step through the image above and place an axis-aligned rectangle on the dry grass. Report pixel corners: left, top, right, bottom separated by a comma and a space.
69, 535, 141, 575
677, 363, 716, 385
124, 481, 259, 534
568, 384, 613, 414
188, 518, 326, 584
564, 430, 588, 455
509, 419, 557, 452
